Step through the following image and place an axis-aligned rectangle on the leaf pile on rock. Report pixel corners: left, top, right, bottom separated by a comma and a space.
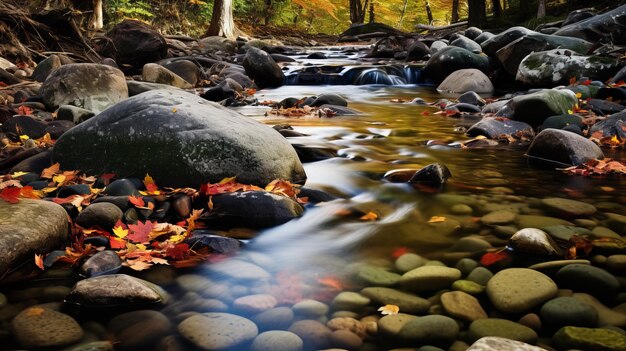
560, 158, 626, 176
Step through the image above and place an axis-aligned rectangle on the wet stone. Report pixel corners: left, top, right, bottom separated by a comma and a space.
356, 265, 401, 287
327, 317, 367, 339
466, 336, 548, 351
487, 268, 557, 314
331, 292, 371, 312
481, 210, 517, 225
63, 341, 114, 351
64, 274, 168, 308
233, 294, 278, 314
12, 307, 83, 349
250, 331, 303, 351
176, 274, 213, 293
79, 250, 122, 277
378, 313, 418, 336
553, 326, 626, 351
400, 266, 462, 292
572, 293, 626, 328
360, 287, 430, 314
394, 253, 426, 273
292, 299, 329, 318
205, 259, 270, 281
556, 264, 620, 297
178, 312, 258, 350
252, 307, 295, 332
329, 329, 363, 350
508, 228, 562, 256
441, 291, 487, 322
541, 197, 597, 217
467, 267, 493, 286
288, 320, 331, 350
540, 297, 598, 331
108, 310, 171, 350
468, 318, 538, 344
398, 315, 459, 346
451, 280, 485, 295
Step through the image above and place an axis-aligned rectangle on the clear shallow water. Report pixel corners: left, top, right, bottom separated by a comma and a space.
2, 83, 626, 350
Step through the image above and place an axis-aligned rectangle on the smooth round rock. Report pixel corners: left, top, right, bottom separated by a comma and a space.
75, 202, 123, 230
542, 197, 597, 217
178, 313, 258, 350
467, 267, 493, 286
540, 297, 598, 330
356, 266, 401, 287
233, 294, 277, 314
394, 253, 426, 273
79, 250, 123, 277
468, 318, 538, 344
292, 299, 328, 318
65, 274, 168, 308
252, 307, 295, 332
466, 336, 548, 351
108, 310, 171, 350
487, 268, 557, 313
378, 313, 418, 336
556, 264, 620, 297
398, 315, 459, 346
251, 331, 303, 351
553, 326, 626, 351
441, 291, 487, 322
331, 292, 371, 312
329, 329, 363, 350
327, 317, 366, 339
400, 266, 462, 292
481, 210, 517, 225
360, 287, 430, 314
12, 307, 83, 349
288, 320, 331, 350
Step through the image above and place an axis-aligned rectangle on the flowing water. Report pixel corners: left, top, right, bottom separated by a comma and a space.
2, 60, 626, 350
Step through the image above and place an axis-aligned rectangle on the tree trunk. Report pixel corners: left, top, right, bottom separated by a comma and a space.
368, 0, 374, 23
468, 0, 486, 28
425, 1, 433, 24
492, 0, 502, 18
264, 0, 272, 25
349, 0, 369, 24
397, 0, 409, 28
206, 0, 236, 39
92, 0, 103, 30
451, 0, 459, 23
537, 0, 546, 18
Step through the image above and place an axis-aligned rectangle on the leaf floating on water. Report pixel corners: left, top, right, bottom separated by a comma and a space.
480, 250, 510, 267
392, 247, 410, 258
560, 158, 626, 176
360, 211, 378, 221
378, 304, 400, 315
428, 216, 446, 223
34, 254, 44, 270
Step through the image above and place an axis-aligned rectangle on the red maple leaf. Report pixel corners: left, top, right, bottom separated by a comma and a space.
128, 196, 145, 208
165, 243, 190, 260
0, 187, 21, 203
391, 246, 410, 258
109, 236, 126, 249
480, 251, 510, 267
16, 105, 33, 116
127, 220, 155, 243
99, 173, 116, 186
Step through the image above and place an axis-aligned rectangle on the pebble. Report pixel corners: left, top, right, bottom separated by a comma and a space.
441, 291, 487, 322
516, 214, 572, 228
63, 341, 114, 351
451, 279, 485, 295
329, 329, 363, 350
12, 307, 83, 349
455, 258, 478, 275
605, 213, 626, 233
553, 326, 626, 351
108, 310, 171, 350
466, 336, 549, 351
398, 315, 459, 346
79, 250, 122, 277
573, 293, 626, 327
250, 331, 303, 351
233, 294, 278, 314
466, 267, 493, 286
528, 259, 590, 272
400, 266, 462, 292
394, 253, 426, 273
487, 268, 557, 313
541, 197, 597, 217
292, 299, 329, 318
205, 259, 270, 280
356, 265, 401, 286
65, 274, 168, 308
75, 202, 123, 229
176, 274, 213, 292
468, 318, 539, 344
518, 313, 542, 332
378, 313, 418, 336
450, 204, 473, 215
288, 320, 331, 350
331, 292, 371, 312
556, 264, 620, 297
540, 297, 598, 330
481, 210, 517, 225
606, 255, 626, 272
177, 312, 258, 350
591, 226, 622, 239
252, 307, 295, 331
360, 287, 430, 314
327, 317, 366, 338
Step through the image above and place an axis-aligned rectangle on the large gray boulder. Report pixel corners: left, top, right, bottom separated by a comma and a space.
501, 89, 578, 128
105, 20, 168, 68
555, 5, 626, 44
0, 199, 68, 274
52, 89, 306, 188
527, 128, 604, 166
481, 26, 535, 56
517, 49, 621, 87
39, 63, 128, 114
496, 34, 593, 76
423, 46, 490, 83
437, 69, 494, 94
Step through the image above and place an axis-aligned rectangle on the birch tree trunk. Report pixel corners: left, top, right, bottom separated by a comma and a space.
206, 0, 236, 39
92, 0, 103, 30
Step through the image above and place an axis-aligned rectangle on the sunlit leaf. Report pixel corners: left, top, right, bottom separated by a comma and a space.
41, 163, 60, 179
360, 211, 378, 221
428, 216, 446, 223
34, 254, 44, 270
127, 220, 155, 243
378, 304, 400, 315
0, 187, 21, 203
112, 220, 129, 239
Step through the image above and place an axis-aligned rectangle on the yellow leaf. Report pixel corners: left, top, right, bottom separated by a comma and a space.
219, 176, 236, 184
10, 171, 29, 178
567, 109, 574, 114
168, 234, 186, 243
575, 92, 582, 99
208, 196, 213, 210
19, 135, 29, 141
41, 163, 60, 179
113, 225, 128, 239
428, 216, 446, 223
34, 254, 44, 270
25, 307, 46, 316
600, 186, 615, 192
378, 304, 400, 315
360, 211, 378, 221
172, 108, 177, 113
53, 174, 66, 185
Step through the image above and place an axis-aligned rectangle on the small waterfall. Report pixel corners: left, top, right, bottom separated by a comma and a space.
354, 68, 398, 85
286, 64, 426, 86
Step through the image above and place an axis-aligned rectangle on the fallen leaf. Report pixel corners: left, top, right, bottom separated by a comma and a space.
109, 236, 126, 249
127, 220, 155, 243
428, 216, 446, 223
112, 220, 129, 239
360, 211, 378, 221
16, 105, 33, 115
10, 171, 29, 178
41, 163, 60, 179
20, 186, 41, 199
34, 254, 44, 270
0, 187, 21, 203
143, 174, 159, 194
128, 195, 145, 208
165, 243, 190, 260
378, 304, 400, 315
480, 250, 509, 267
391, 247, 410, 258
25, 307, 45, 317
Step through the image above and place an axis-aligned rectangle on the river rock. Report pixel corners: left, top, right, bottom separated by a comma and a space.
553, 326, 626, 351
0, 199, 68, 274
466, 336, 548, 351
589, 111, 626, 139
288, 320, 331, 350
360, 287, 430, 314
556, 264, 620, 297
207, 191, 303, 228
517, 49, 621, 87
527, 128, 604, 166
39, 63, 128, 114
406, 40, 431, 61
251, 331, 303, 351
450, 35, 482, 53
480, 210, 517, 225
503, 89, 578, 128
205, 259, 270, 281
178, 312, 258, 350
12, 307, 83, 349
467, 118, 534, 139
52, 90, 306, 188
400, 266, 461, 292
378, 313, 417, 337
539, 113, 584, 132
108, 310, 171, 350
79, 250, 123, 277
441, 291, 487, 322
541, 197, 597, 217
292, 299, 329, 318
572, 293, 626, 327
243, 47, 284, 89
161, 59, 202, 87
252, 307, 295, 331
481, 26, 535, 56
437, 69, 494, 94
331, 291, 371, 312
555, 4, 626, 44
105, 20, 167, 68
142, 63, 193, 89
75, 202, 123, 230
356, 265, 401, 286
233, 294, 278, 314
423, 46, 490, 83
487, 268, 557, 313
398, 315, 459, 346
496, 33, 593, 76
31, 55, 62, 82
394, 253, 426, 272
540, 297, 598, 331
468, 318, 538, 344
64, 274, 168, 308
409, 163, 451, 185
508, 228, 562, 256
57, 105, 96, 124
